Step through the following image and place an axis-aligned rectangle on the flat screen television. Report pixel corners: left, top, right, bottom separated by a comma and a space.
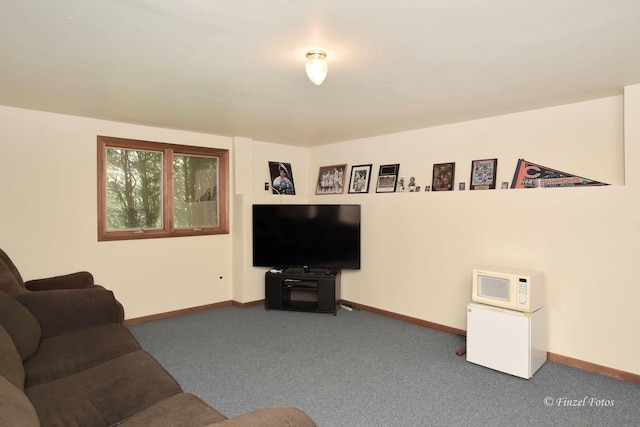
252, 204, 361, 270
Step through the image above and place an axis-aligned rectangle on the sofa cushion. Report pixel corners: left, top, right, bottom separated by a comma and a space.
0, 291, 41, 361
26, 350, 182, 427
0, 375, 40, 427
0, 325, 25, 391
14, 289, 123, 338
116, 393, 227, 426
24, 323, 142, 387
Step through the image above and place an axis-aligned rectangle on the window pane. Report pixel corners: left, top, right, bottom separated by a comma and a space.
173, 154, 218, 229
98, 135, 228, 240
106, 148, 163, 231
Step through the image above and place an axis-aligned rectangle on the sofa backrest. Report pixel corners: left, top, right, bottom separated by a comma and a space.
0, 248, 26, 294
0, 291, 41, 361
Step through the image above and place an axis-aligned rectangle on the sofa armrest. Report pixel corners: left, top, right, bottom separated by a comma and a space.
13, 289, 124, 337
25, 271, 95, 291
211, 407, 318, 427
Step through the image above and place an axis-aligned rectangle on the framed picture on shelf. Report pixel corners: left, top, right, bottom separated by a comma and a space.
348, 164, 372, 194
376, 163, 400, 193
268, 161, 295, 195
316, 164, 347, 194
470, 158, 498, 190
432, 162, 455, 191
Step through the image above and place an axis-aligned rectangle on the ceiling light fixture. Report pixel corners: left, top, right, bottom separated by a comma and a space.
305, 50, 328, 86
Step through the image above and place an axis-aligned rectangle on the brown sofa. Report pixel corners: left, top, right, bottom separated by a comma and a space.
0, 248, 317, 426
0, 248, 101, 294
0, 248, 126, 322
0, 289, 317, 427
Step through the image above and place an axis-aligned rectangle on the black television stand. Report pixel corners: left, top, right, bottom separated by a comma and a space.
264, 268, 341, 315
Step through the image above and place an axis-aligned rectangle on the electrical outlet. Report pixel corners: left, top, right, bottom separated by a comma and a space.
264, 182, 269, 191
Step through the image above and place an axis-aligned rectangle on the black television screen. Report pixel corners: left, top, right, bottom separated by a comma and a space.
252, 204, 361, 270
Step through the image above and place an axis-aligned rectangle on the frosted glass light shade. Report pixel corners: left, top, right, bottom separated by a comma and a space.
305, 50, 328, 85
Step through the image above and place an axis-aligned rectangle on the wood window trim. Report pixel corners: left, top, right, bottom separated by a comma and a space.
97, 135, 229, 241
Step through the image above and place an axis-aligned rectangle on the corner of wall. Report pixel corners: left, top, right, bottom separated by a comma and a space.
233, 137, 255, 195
624, 84, 640, 186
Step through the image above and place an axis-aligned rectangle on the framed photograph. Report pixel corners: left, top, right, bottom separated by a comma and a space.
348, 164, 372, 194
316, 164, 347, 195
470, 158, 498, 190
268, 161, 295, 195
376, 163, 400, 193
432, 162, 455, 191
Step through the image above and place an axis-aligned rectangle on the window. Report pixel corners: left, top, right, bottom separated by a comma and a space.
97, 136, 229, 241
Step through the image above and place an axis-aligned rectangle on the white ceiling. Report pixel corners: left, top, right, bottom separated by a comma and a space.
2, 0, 640, 147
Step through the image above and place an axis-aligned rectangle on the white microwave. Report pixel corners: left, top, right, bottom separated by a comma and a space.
472, 266, 545, 312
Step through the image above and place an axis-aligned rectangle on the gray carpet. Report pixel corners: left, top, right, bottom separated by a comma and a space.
129, 306, 639, 426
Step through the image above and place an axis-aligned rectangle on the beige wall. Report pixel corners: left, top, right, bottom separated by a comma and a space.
236, 90, 639, 376
0, 106, 234, 319
232, 139, 309, 303
2, 84, 639, 377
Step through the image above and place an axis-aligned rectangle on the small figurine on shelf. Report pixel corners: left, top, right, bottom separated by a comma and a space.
408, 176, 416, 192
397, 177, 405, 192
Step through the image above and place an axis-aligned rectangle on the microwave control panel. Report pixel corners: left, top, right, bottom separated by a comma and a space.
517, 277, 528, 304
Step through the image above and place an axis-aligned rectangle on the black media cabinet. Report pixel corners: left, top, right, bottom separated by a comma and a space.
265, 268, 341, 315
